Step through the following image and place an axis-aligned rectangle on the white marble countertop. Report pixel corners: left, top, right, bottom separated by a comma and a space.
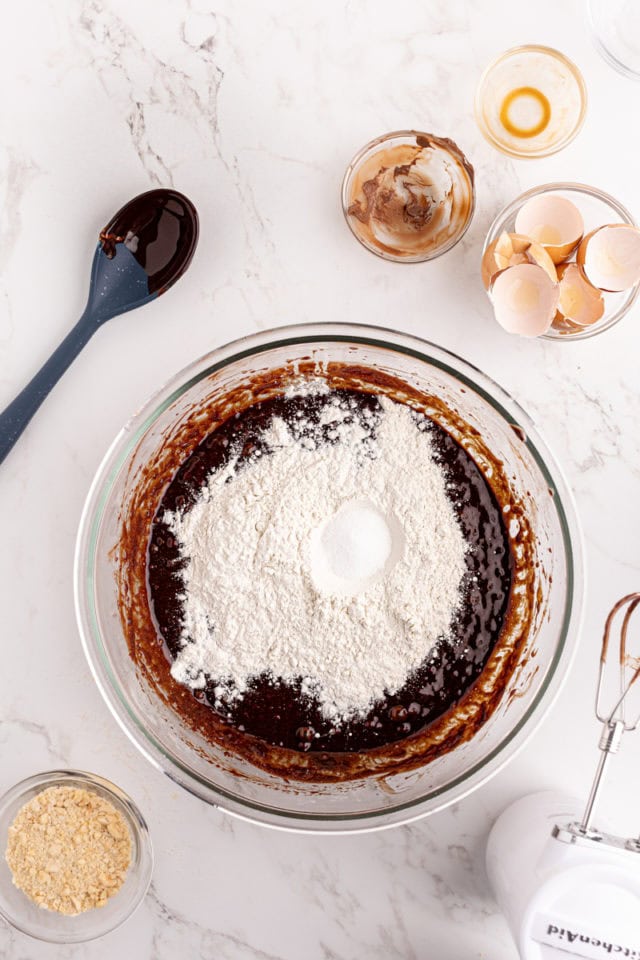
1, 0, 639, 956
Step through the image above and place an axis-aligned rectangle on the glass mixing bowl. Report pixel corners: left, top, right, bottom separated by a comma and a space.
75, 324, 584, 833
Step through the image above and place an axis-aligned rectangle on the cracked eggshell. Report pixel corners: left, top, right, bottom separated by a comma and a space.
555, 262, 605, 327
489, 263, 559, 338
481, 232, 557, 289
577, 224, 640, 292
551, 314, 584, 335
514, 194, 584, 264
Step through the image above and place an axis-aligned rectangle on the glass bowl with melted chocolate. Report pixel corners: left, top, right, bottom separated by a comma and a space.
75, 325, 583, 832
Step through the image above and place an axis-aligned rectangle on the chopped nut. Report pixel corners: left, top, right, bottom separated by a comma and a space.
5, 786, 132, 915
107, 821, 125, 840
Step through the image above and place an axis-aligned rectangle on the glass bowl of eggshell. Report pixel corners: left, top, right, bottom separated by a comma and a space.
482, 182, 640, 340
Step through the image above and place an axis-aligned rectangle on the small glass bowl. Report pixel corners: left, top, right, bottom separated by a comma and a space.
588, 0, 640, 80
341, 130, 475, 262
483, 182, 640, 341
475, 46, 587, 159
0, 770, 153, 943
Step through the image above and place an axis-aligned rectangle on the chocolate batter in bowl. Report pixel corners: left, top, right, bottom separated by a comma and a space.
75, 324, 583, 832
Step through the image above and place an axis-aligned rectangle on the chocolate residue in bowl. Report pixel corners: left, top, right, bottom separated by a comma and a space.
115, 362, 538, 784
345, 132, 475, 260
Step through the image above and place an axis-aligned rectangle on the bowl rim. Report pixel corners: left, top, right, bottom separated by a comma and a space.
482, 181, 640, 342
74, 322, 585, 833
474, 44, 588, 159
0, 769, 153, 942
588, 0, 640, 81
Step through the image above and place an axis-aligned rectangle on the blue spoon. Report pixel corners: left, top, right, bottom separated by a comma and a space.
0, 188, 199, 465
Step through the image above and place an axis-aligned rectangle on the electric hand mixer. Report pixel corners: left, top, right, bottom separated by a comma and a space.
486, 593, 640, 960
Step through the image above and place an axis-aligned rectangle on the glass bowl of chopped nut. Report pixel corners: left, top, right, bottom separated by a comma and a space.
0, 770, 153, 942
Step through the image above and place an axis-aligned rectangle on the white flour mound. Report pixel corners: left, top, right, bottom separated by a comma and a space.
164, 393, 467, 721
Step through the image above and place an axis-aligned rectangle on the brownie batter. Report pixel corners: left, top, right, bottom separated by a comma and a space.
147, 389, 512, 755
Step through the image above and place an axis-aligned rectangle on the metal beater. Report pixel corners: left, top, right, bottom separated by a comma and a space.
553, 592, 640, 852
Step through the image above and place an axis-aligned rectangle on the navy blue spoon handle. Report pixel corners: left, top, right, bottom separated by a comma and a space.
0, 311, 96, 465
0, 242, 154, 466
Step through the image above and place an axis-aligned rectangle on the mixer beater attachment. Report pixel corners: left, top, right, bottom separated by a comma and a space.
554, 592, 640, 851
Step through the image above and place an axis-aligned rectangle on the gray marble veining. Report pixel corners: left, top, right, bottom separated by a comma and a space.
1, 1, 639, 957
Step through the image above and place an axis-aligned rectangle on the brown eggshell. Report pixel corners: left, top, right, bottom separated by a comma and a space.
555, 262, 605, 327
489, 262, 559, 338
514, 194, 584, 265
481, 232, 557, 289
577, 224, 640, 292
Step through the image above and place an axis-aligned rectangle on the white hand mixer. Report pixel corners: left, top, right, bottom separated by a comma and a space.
487, 593, 640, 960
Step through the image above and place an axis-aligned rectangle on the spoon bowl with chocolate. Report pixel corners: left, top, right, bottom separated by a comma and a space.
75, 324, 583, 832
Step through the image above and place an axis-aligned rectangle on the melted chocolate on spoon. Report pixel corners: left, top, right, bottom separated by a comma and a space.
100, 188, 199, 295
